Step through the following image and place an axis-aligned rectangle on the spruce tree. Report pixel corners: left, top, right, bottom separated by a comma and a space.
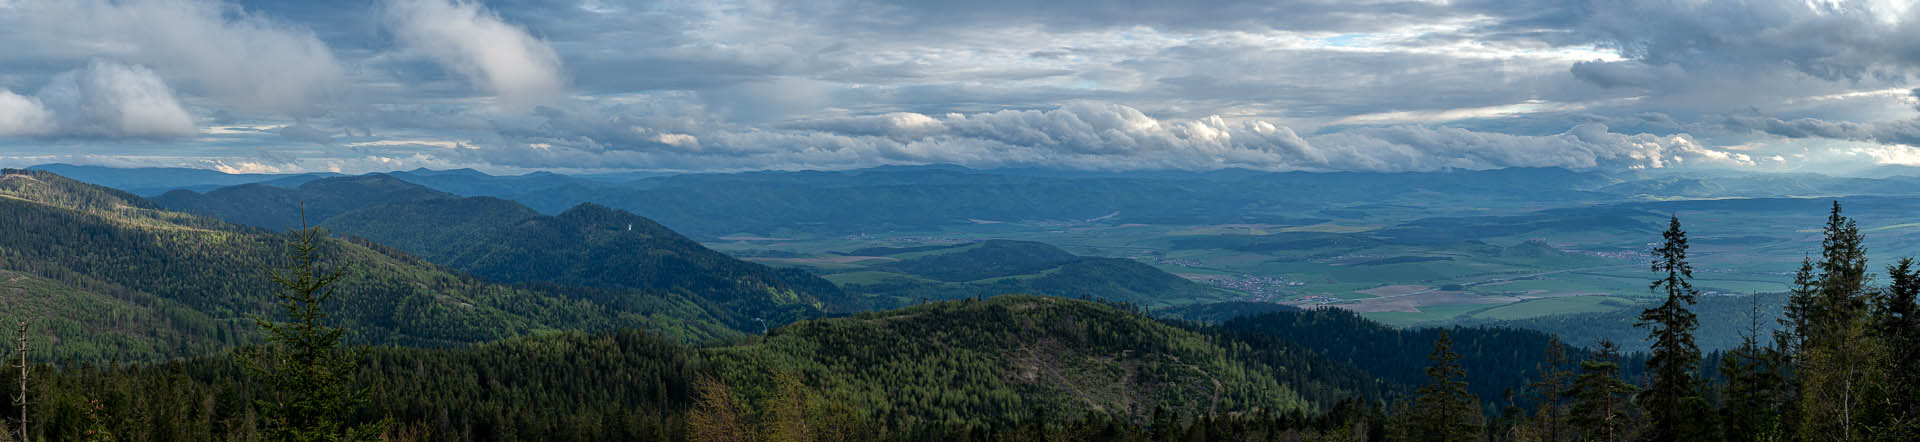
1774, 256, 1819, 440
1719, 295, 1785, 442
1414, 331, 1481, 442
1872, 258, 1919, 439
1638, 215, 1711, 442
1565, 341, 1635, 442
1780, 257, 1819, 355
1525, 335, 1574, 442
239, 210, 386, 442
1796, 201, 1885, 442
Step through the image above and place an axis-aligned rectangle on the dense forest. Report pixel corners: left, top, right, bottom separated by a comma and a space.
1, 169, 1917, 442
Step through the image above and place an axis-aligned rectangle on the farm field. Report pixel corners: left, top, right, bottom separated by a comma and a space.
708, 196, 1920, 325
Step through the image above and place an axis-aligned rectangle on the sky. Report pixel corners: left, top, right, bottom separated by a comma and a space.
3, 0, 1920, 175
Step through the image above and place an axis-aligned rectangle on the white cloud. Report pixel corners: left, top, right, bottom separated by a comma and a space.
1846, 145, 1920, 165
20, 0, 343, 113
30, 60, 195, 138
0, 90, 54, 136
384, 0, 566, 109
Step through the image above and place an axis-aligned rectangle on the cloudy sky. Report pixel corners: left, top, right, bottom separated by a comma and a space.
2, 0, 1920, 174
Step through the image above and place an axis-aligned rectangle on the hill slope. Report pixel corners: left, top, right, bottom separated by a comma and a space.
320, 197, 845, 328
0, 170, 736, 360
39, 295, 1416, 440
705, 295, 1321, 428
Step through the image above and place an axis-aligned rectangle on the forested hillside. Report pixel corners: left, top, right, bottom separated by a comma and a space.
158, 176, 848, 331
319, 197, 846, 329
12, 294, 1584, 441
0, 170, 738, 360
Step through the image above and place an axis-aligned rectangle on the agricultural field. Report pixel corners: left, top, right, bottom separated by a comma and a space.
707, 196, 1920, 325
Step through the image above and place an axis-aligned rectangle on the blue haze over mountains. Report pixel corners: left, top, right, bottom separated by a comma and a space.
43, 162, 1920, 238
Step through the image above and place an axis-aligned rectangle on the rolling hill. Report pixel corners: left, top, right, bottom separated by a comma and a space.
0, 169, 739, 360
151, 173, 457, 231
320, 197, 846, 329
153, 175, 846, 330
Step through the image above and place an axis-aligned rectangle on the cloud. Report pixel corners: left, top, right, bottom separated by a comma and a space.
1564, 0, 1920, 86
384, 0, 567, 109
277, 124, 336, 144
0, 90, 55, 136
1568, 60, 1685, 89
26, 60, 195, 138
468, 101, 1748, 172
20, 0, 343, 113
1724, 115, 1920, 147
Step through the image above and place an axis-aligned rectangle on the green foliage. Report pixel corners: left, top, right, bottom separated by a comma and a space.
240, 218, 386, 441
21, 329, 698, 442
1876, 258, 1920, 440
0, 169, 733, 361
1564, 341, 1636, 442
1637, 216, 1711, 442
1795, 202, 1889, 442
704, 296, 1314, 431
1409, 332, 1479, 442
1215, 308, 1613, 404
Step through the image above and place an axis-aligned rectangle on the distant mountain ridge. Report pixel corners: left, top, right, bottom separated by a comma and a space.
153, 173, 458, 231
49, 163, 1920, 237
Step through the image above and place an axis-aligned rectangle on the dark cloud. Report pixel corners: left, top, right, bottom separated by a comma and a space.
1725, 115, 1920, 147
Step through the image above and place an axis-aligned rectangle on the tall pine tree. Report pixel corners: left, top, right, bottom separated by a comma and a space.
238, 208, 387, 442
1523, 335, 1574, 442
1414, 331, 1481, 442
1796, 201, 1886, 442
1638, 215, 1713, 442
1872, 258, 1919, 440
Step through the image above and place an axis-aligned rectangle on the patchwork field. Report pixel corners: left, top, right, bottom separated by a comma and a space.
707, 197, 1920, 325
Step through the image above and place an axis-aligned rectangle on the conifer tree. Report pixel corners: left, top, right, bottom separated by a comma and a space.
1872, 258, 1919, 439
1414, 331, 1481, 442
1780, 257, 1819, 355
239, 209, 386, 442
1719, 295, 1785, 442
1524, 335, 1574, 442
1796, 202, 1885, 442
1773, 256, 1819, 440
1564, 341, 1635, 442
1638, 215, 1711, 442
